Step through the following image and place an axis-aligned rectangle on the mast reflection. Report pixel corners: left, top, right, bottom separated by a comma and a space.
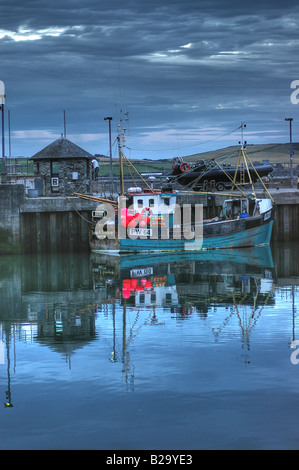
0, 246, 279, 402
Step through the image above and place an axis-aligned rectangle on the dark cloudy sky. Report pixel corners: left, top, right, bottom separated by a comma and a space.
1, 0, 299, 159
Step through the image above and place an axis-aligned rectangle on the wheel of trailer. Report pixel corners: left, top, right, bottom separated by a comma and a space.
216, 182, 226, 191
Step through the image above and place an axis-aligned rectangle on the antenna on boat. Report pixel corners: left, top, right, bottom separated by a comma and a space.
124, 111, 130, 136
238, 122, 247, 150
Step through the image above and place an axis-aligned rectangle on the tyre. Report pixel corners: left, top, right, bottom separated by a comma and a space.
216, 182, 226, 191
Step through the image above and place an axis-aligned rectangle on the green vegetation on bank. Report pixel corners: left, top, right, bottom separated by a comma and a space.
0, 143, 297, 178
0, 158, 34, 176
95, 156, 171, 178
184, 143, 299, 167
0, 228, 20, 254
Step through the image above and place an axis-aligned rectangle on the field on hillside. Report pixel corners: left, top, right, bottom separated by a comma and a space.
97, 157, 172, 177
98, 143, 299, 177
184, 143, 299, 167
1, 143, 297, 178
0, 158, 34, 175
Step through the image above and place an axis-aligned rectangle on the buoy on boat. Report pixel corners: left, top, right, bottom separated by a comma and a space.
128, 187, 142, 193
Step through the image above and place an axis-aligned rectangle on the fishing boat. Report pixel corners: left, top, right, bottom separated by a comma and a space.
76, 121, 275, 254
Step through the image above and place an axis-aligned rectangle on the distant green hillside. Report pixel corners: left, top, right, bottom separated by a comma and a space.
0, 157, 34, 175
1, 143, 296, 178
98, 143, 299, 177
98, 156, 172, 177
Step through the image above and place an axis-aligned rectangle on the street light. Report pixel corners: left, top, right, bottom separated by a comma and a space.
285, 118, 294, 188
0, 80, 5, 177
104, 117, 113, 195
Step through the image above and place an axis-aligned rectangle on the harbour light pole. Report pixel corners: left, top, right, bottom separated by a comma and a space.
104, 117, 113, 195
0, 80, 5, 177
285, 118, 294, 188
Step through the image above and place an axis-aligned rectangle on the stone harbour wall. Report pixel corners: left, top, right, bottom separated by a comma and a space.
0, 184, 298, 253
0, 184, 25, 250
0, 184, 95, 253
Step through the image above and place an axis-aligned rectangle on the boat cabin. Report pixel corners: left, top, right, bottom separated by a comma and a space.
126, 188, 178, 216
222, 197, 272, 220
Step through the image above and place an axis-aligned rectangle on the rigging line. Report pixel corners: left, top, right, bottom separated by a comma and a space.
98, 137, 118, 159
210, 150, 240, 161
176, 150, 239, 184
124, 157, 138, 187
123, 154, 154, 192
65, 197, 94, 224
248, 285, 275, 331
173, 149, 242, 191
125, 125, 242, 153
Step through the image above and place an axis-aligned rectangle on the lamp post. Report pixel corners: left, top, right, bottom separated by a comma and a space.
285, 118, 294, 188
0, 81, 5, 178
104, 117, 113, 195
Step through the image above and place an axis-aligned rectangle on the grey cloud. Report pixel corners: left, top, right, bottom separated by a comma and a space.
1, 0, 298, 158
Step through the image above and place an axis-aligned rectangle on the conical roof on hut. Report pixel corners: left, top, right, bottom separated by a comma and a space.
30, 136, 94, 161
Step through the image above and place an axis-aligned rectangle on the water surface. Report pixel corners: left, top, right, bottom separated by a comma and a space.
0, 243, 299, 450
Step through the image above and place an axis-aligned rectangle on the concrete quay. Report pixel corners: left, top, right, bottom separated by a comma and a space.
269, 188, 299, 243
0, 184, 95, 253
0, 183, 298, 253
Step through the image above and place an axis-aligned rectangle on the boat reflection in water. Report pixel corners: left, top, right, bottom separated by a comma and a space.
91, 246, 276, 369
92, 245, 275, 311
1, 246, 276, 408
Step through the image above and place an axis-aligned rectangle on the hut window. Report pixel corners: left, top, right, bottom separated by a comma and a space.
51, 161, 59, 176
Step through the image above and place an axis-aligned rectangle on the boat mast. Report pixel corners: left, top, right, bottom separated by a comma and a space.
230, 123, 274, 202
0, 81, 6, 179
117, 111, 126, 196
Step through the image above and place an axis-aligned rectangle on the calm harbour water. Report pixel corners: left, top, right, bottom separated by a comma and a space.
0, 242, 299, 450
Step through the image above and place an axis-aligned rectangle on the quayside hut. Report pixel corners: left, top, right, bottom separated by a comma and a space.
30, 136, 94, 196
